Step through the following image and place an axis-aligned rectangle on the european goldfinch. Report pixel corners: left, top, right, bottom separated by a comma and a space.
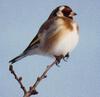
9, 5, 79, 64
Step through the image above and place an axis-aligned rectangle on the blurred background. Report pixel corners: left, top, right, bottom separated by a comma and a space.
0, 0, 100, 97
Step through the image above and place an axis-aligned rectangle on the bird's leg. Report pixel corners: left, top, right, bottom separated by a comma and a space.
55, 55, 63, 67
63, 53, 70, 62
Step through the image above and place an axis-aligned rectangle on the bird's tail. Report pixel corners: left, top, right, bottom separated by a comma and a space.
9, 53, 27, 64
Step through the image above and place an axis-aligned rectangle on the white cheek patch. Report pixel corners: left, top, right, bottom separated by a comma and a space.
59, 6, 65, 11
56, 11, 63, 17
56, 6, 65, 17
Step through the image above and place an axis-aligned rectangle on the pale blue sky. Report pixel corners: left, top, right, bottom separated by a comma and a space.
0, 0, 100, 97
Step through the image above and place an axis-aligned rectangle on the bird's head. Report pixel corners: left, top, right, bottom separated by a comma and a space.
48, 5, 77, 19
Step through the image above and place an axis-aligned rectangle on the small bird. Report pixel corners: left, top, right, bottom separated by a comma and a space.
9, 5, 79, 65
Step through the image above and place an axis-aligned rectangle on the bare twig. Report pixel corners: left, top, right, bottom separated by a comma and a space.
9, 59, 57, 97
9, 65, 27, 94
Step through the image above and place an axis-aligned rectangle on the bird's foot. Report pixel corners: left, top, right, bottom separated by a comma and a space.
55, 55, 63, 67
63, 53, 69, 62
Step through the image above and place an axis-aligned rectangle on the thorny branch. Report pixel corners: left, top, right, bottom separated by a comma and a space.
9, 59, 57, 97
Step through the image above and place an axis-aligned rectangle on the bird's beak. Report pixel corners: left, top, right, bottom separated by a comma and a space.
69, 11, 77, 17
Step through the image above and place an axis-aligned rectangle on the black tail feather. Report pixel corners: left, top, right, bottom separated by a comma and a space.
9, 53, 26, 64
9, 56, 20, 64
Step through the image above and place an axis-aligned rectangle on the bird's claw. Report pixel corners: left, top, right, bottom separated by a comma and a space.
63, 53, 69, 62
55, 61, 60, 67
63, 57, 68, 62
55, 55, 63, 67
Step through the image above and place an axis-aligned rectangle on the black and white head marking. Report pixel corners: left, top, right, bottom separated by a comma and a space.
48, 5, 76, 19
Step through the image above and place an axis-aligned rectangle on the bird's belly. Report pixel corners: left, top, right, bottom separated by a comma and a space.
48, 31, 79, 56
